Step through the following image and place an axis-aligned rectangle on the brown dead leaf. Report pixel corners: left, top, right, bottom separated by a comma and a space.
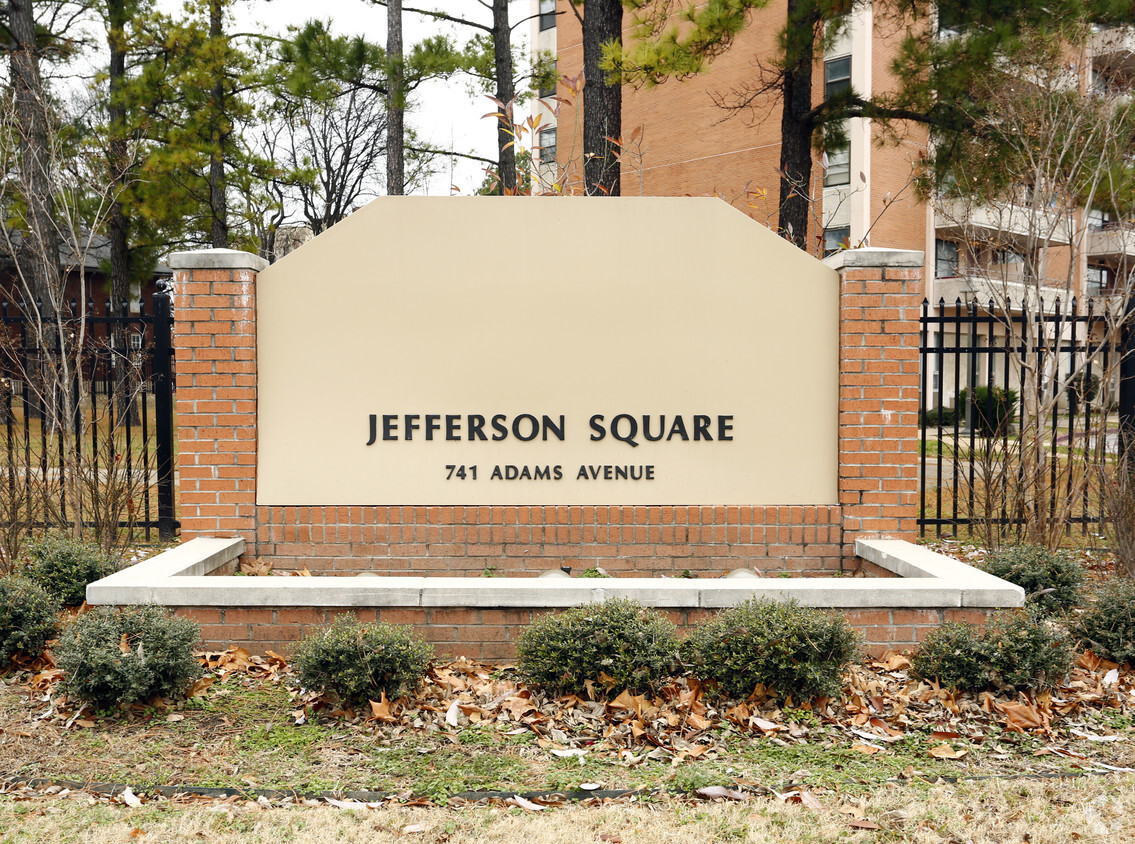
188, 677, 215, 698
851, 743, 884, 755
879, 651, 912, 671
998, 701, 1045, 732
797, 790, 824, 810
752, 717, 784, 733
686, 711, 711, 731
503, 695, 536, 719
609, 689, 648, 716
598, 835, 623, 843
239, 556, 273, 576
119, 634, 132, 655
849, 819, 883, 830
695, 786, 749, 802
368, 692, 396, 723
928, 743, 967, 759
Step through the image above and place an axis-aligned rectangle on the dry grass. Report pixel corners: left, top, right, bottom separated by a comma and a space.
0, 774, 1134, 843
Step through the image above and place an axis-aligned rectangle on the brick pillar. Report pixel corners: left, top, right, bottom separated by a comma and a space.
824, 248, 924, 566
168, 249, 268, 544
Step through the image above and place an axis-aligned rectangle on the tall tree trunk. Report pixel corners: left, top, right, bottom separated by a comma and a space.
107, 0, 138, 423
386, 0, 404, 195
776, 0, 816, 250
8, 0, 60, 424
209, 0, 229, 247
8, 0, 59, 310
581, 0, 621, 196
491, 0, 516, 193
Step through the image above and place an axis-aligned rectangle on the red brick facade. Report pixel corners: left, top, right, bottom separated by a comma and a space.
176, 605, 994, 661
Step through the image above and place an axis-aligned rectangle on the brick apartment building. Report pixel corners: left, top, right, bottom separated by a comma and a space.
530, 2, 1135, 407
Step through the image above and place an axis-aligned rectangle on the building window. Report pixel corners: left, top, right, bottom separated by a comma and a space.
823, 226, 850, 257
1086, 264, 1112, 295
935, 239, 959, 278
824, 144, 850, 187
538, 82, 556, 99
1088, 207, 1114, 230
993, 248, 1024, 265
538, 126, 556, 165
824, 56, 851, 100
539, 0, 556, 31
129, 332, 143, 351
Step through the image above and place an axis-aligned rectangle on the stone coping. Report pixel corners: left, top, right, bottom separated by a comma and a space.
87, 537, 1024, 610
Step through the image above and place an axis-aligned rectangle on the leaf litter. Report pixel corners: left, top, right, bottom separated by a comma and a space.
1, 638, 1133, 821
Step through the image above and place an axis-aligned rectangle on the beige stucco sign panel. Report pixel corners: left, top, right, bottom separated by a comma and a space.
256, 197, 838, 505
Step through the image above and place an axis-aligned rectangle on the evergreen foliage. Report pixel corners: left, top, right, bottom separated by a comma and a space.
292, 616, 433, 704
681, 598, 858, 702
516, 599, 679, 697
1072, 580, 1135, 667
56, 606, 201, 708
913, 611, 1073, 692
0, 576, 60, 664
24, 534, 118, 607
982, 546, 1084, 614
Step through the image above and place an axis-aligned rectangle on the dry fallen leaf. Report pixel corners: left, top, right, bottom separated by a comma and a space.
998, 701, 1044, 732
507, 795, 545, 811
851, 743, 884, 755
797, 790, 824, 810
368, 693, 396, 723
696, 786, 749, 802
120, 787, 142, 808
928, 743, 968, 759
849, 819, 883, 830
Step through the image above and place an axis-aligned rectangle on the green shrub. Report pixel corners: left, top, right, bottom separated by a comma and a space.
920, 406, 959, 428
982, 612, 1074, 691
292, 616, 433, 704
911, 621, 989, 691
516, 599, 679, 697
983, 545, 1084, 614
1072, 580, 1135, 666
958, 385, 1019, 437
56, 605, 201, 708
681, 598, 859, 702
24, 534, 118, 607
913, 611, 1073, 693
0, 575, 60, 664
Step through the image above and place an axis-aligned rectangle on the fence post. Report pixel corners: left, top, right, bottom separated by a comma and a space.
1121, 293, 1135, 457
153, 291, 176, 540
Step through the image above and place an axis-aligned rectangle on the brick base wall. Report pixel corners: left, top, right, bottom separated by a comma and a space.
175, 605, 996, 662
251, 504, 894, 577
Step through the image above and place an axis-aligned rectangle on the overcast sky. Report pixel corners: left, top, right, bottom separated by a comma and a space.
223, 0, 533, 196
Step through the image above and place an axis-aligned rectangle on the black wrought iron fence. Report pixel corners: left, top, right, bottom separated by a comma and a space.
0, 292, 176, 544
919, 296, 1133, 541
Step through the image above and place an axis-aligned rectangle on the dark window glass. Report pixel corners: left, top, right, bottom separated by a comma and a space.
823, 226, 850, 257
540, 0, 556, 31
824, 56, 851, 100
935, 239, 959, 278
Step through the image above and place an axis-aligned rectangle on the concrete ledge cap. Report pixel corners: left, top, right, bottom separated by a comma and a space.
823, 247, 924, 271
169, 249, 269, 272
87, 536, 1025, 611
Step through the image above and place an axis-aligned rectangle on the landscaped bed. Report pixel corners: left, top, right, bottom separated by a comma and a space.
1, 540, 1134, 842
